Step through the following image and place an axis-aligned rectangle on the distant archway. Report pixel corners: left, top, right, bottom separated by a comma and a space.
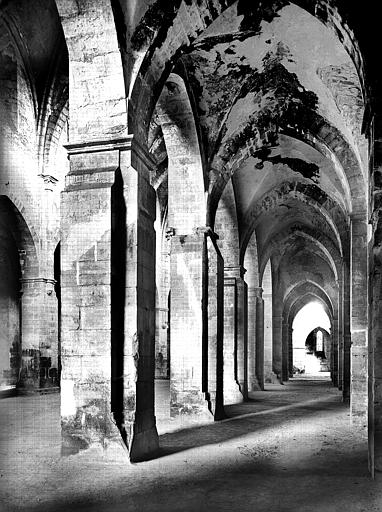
292, 303, 331, 376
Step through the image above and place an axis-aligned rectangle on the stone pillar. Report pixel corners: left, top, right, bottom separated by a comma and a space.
288, 325, 293, 378
371, 251, 382, 473
332, 314, 339, 388
370, 110, 382, 474
18, 277, 59, 391
121, 141, 159, 460
237, 275, 248, 400
272, 315, 283, 382
223, 266, 248, 403
255, 289, 265, 390
337, 278, 344, 390
204, 232, 225, 420
155, 232, 170, 379
263, 287, 276, 383
248, 286, 264, 391
168, 229, 211, 419
247, 287, 256, 391
343, 261, 351, 401
282, 319, 289, 382
223, 270, 240, 403
350, 215, 368, 427
60, 137, 158, 461
155, 305, 169, 378
271, 265, 282, 383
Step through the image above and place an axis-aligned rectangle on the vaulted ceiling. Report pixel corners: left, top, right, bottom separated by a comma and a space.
150, 0, 367, 303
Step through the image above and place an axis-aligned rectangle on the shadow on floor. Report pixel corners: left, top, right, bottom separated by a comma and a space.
2, 379, 376, 512
155, 380, 348, 458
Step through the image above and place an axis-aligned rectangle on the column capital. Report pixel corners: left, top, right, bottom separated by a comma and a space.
350, 212, 367, 223
20, 277, 56, 294
65, 136, 132, 155
166, 226, 219, 240
65, 135, 156, 184
224, 265, 246, 279
194, 226, 219, 240
248, 286, 263, 298
38, 174, 58, 191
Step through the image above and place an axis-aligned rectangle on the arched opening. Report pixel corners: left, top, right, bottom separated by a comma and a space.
292, 302, 332, 378
125, 0, 367, 464
0, 202, 22, 395
0, 196, 41, 392
304, 327, 332, 375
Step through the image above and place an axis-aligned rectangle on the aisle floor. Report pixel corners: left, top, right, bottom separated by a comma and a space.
1, 378, 381, 512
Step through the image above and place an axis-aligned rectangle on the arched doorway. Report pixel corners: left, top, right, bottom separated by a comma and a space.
292, 302, 331, 378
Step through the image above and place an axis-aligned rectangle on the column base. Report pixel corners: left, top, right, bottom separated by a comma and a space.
170, 384, 213, 416
61, 411, 124, 456
264, 370, 282, 384
249, 378, 263, 392
62, 432, 129, 462
129, 424, 160, 462
205, 392, 225, 420
224, 386, 244, 405
170, 391, 214, 426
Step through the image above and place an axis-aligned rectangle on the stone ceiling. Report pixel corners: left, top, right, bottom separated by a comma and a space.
0, 0, 67, 106
151, 1, 366, 295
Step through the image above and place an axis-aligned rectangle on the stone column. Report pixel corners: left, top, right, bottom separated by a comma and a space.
263, 287, 276, 383
205, 232, 225, 420
343, 261, 351, 400
282, 319, 289, 382
155, 232, 170, 379
371, 245, 382, 473
168, 229, 212, 419
271, 266, 282, 382
350, 215, 368, 427
255, 288, 265, 390
288, 325, 293, 378
370, 111, 382, 474
272, 315, 283, 382
337, 277, 344, 390
248, 287, 262, 391
121, 140, 159, 460
332, 314, 339, 388
60, 137, 158, 461
223, 265, 248, 403
237, 274, 248, 400
247, 287, 256, 391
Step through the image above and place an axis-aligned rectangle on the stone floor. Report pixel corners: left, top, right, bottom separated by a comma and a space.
1, 378, 381, 512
